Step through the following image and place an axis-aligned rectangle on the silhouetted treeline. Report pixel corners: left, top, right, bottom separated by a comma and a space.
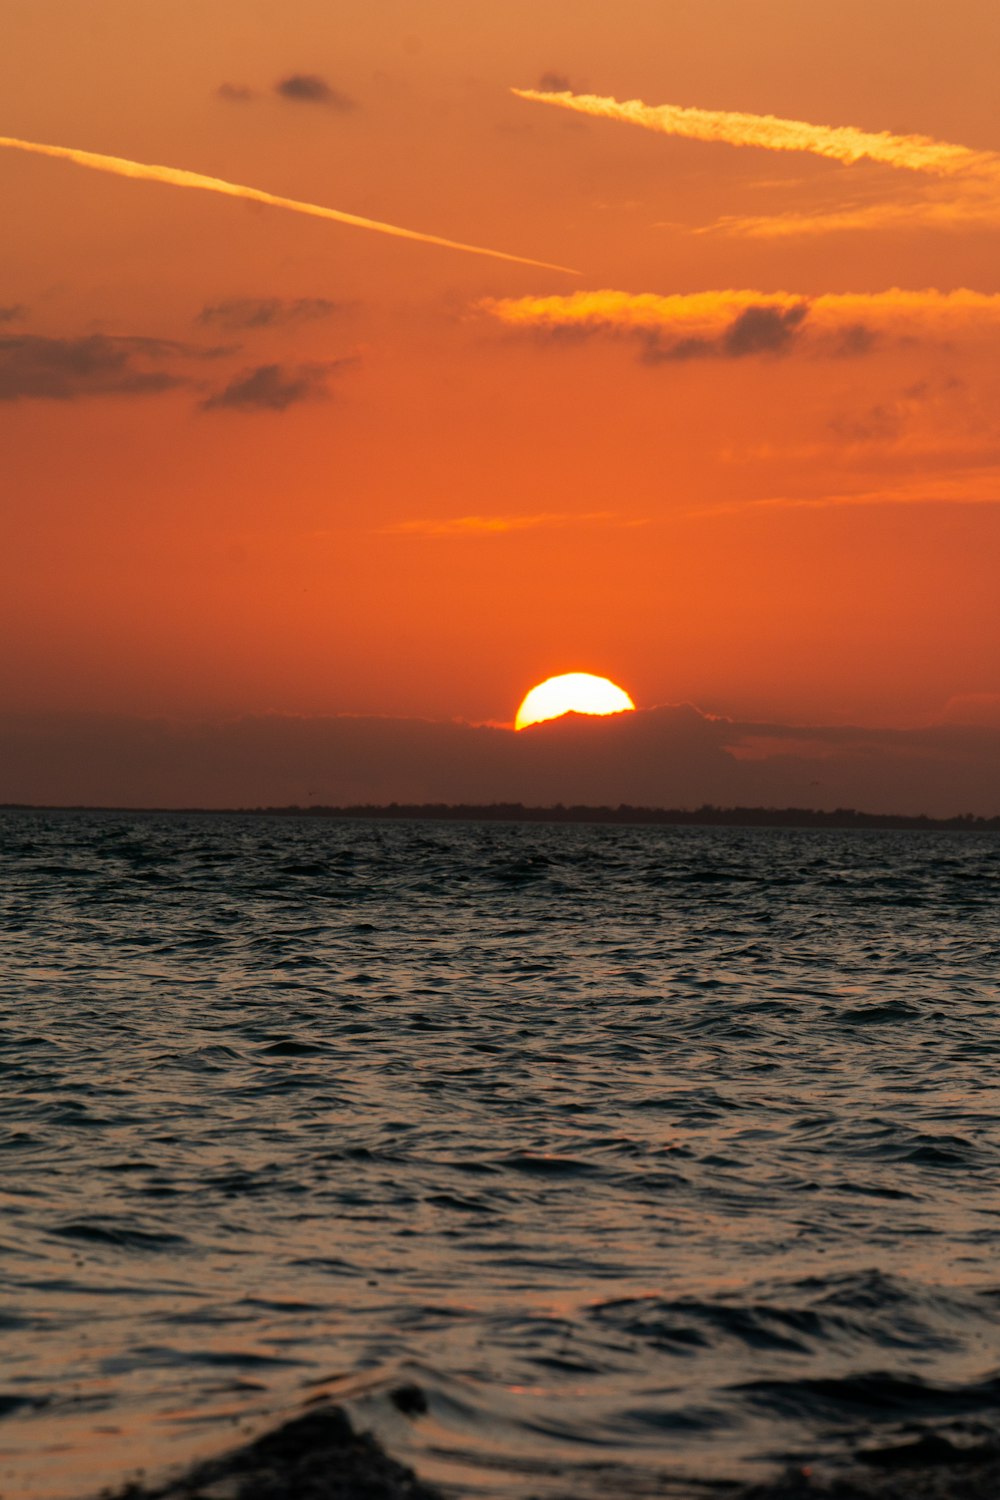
3, 802, 999, 830
241, 802, 1000, 830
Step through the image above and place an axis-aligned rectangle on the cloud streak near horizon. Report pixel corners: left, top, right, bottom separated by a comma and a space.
513, 87, 1000, 235
380, 510, 644, 537
3, 704, 997, 815
697, 474, 1000, 517
0, 134, 578, 273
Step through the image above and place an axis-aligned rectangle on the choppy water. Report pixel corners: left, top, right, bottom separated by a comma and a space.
1, 810, 999, 1499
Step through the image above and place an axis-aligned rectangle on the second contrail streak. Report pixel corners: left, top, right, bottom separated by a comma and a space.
0, 134, 578, 274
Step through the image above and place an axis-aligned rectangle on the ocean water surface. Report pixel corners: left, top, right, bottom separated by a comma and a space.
1, 810, 999, 1498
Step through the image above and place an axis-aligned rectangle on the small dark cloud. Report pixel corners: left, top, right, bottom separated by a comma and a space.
216, 82, 257, 103
274, 74, 355, 110
0, 334, 190, 402
201, 359, 352, 413
723, 303, 809, 356
829, 403, 901, 443
643, 304, 811, 364
197, 297, 339, 331
0, 304, 25, 324
521, 322, 604, 349
538, 71, 572, 93
643, 333, 713, 362
828, 373, 962, 444
828, 323, 878, 357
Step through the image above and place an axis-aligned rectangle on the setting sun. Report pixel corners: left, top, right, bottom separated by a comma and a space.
515, 673, 636, 730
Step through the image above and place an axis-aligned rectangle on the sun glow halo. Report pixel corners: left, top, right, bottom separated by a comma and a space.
515, 673, 636, 731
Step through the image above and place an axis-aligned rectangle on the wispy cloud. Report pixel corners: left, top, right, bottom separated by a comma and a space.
941, 693, 1000, 727
536, 72, 574, 95
0, 333, 197, 401
710, 180, 1000, 238
0, 134, 578, 273
197, 296, 339, 330
216, 83, 257, 104
696, 472, 1000, 517
512, 87, 1000, 236
481, 287, 1000, 360
201, 359, 354, 413
380, 511, 643, 537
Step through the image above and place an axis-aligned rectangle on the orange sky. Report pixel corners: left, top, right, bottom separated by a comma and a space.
3, 0, 999, 744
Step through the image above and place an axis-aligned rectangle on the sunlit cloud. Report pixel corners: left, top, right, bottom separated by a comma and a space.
0, 134, 578, 273
512, 87, 1000, 236
481, 287, 1000, 359
380, 511, 643, 537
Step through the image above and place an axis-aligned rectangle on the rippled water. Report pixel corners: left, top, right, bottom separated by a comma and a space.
2, 810, 999, 1498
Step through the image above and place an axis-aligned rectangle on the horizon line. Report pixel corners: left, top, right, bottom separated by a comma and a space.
2, 802, 997, 829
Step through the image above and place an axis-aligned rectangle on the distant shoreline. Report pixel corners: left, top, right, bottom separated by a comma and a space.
3, 802, 999, 831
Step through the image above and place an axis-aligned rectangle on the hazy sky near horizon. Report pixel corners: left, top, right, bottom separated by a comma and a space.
4, 705, 999, 816
3, 0, 999, 744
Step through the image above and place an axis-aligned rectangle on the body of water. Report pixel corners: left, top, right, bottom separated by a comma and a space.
1, 811, 999, 1497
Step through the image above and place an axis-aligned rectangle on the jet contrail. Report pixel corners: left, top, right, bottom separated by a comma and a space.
511, 89, 983, 177
0, 134, 578, 274
512, 89, 1000, 236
